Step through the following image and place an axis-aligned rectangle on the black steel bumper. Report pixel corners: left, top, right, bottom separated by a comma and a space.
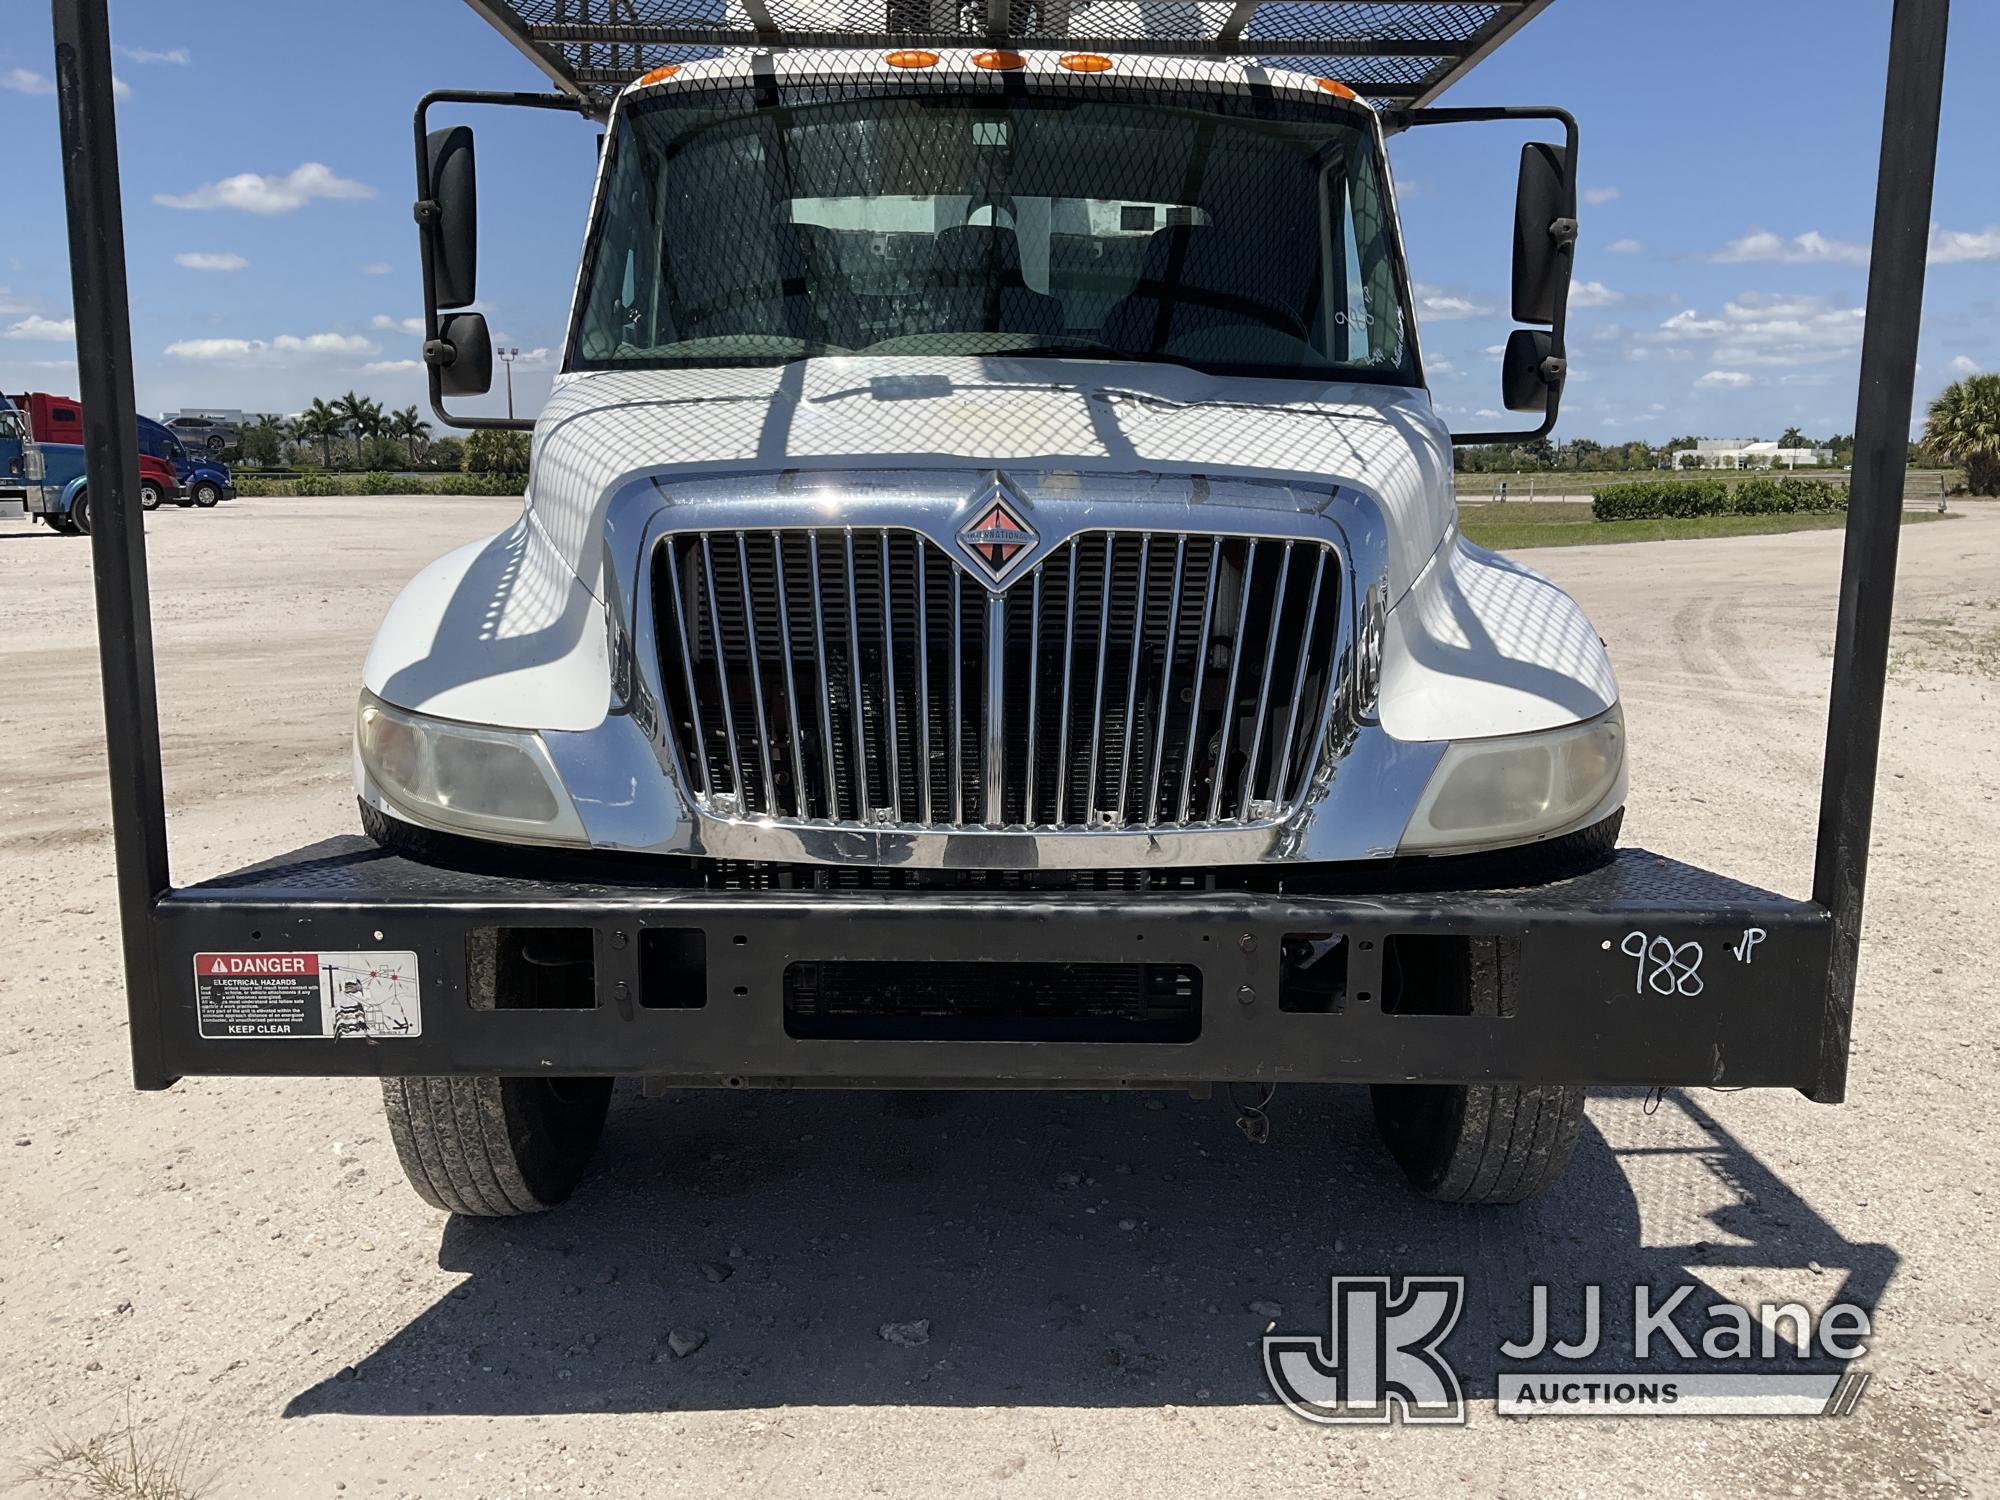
146, 840, 1844, 1100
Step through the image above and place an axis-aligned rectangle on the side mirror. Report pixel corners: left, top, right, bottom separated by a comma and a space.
425, 125, 478, 310
1501, 329, 1561, 413
1512, 141, 1576, 326
431, 311, 493, 397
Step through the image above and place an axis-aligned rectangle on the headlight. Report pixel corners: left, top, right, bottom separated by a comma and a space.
1400, 706, 1624, 855
357, 691, 587, 845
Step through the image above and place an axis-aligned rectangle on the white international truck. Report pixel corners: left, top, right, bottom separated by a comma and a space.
51, 0, 1942, 1226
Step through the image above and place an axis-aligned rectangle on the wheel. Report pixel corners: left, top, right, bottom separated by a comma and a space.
381, 1075, 612, 1215
44, 513, 76, 535
1372, 1080, 1585, 1204
206, 434, 227, 456
1369, 925, 1587, 1203
192, 481, 221, 507
69, 490, 90, 535
139, 481, 163, 511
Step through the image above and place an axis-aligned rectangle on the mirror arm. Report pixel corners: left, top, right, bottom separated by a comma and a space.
412, 88, 592, 432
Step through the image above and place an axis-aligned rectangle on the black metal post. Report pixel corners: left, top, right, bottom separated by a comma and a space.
52, 0, 176, 1089
1811, 0, 1950, 1102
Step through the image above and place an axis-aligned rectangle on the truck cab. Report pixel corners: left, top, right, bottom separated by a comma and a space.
138, 414, 235, 507
5, 391, 181, 532
344, 51, 1629, 1209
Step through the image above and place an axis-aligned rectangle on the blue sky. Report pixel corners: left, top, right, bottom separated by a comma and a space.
1, 0, 1993, 441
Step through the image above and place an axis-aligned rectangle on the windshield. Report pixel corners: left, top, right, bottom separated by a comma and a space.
570, 81, 1415, 384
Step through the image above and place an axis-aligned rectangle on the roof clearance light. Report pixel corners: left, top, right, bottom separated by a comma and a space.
972, 50, 1028, 70
885, 49, 941, 68
637, 65, 681, 86
1316, 78, 1358, 99
1059, 53, 1114, 73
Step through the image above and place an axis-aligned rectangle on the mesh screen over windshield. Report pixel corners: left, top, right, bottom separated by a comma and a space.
571, 79, 1413, 383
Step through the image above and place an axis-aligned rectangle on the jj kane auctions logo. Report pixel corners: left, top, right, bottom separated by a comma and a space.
1264, 1278, 1873, 1422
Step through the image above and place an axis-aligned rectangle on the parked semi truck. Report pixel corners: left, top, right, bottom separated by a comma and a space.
2, 391, 180, 532
138, 414, 236, 508
81, 3, 1880, 1225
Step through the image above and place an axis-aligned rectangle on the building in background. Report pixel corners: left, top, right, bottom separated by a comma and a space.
1676, 438, 1837, 470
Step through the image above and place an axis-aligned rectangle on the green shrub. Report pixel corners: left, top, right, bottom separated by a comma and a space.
1591, 480, 1731, 521
463, 429, 532, 474
1592, 476, 1845, 521
291, 472, 344, 497
356, 471, 405, 495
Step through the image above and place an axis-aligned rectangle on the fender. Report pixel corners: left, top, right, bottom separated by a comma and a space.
1377, 531, 1619, 742
361, 508, 610, 732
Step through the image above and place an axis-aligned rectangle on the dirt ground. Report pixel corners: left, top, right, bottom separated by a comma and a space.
1, 496, 1995, 1498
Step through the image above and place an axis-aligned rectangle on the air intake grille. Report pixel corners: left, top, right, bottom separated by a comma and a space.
653, 527, 1342, 830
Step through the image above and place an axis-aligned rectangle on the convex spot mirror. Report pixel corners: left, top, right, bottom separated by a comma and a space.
1501, 329, 1558, 414
434, 312, 493, 398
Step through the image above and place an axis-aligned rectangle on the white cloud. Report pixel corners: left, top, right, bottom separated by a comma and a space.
0, 287, 32, 315
1426, 355, 1459, 377
1606, 238, 1645, 255
1483, 344, 1507, 359
1474, 409, 1503, 420
1929, 225, 2000, 264
1582, 186, 1621, 206
1695, 370, 1754, 390
362, 359, 426, 374
1649, 292, 1865, 367
175, 251, 248, 272
164, 331, 378, 361
1711, 229, 1871, 267
357, 261, 394, 276
1413, 283, 1495, 321
3, 314, 75, 341
116, 45, 191, 65
371, 314, 426, 336
1948, 354, 1981, 375
155, 163, 374, 215
0, 67, 122, 98
1569, 280, 1623, 309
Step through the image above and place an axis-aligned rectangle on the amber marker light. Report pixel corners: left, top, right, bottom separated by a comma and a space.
1058, 53, 1115, 73
885, 49, 941, 68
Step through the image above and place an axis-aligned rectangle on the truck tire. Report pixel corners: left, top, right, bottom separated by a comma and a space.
1368, 918, 1587, 1203
139, 481, 163, 511
381, 1075, 612, 1216
192, 481, 222, 507
1371, 1080, 1585, 1204
69, 490, 90, 535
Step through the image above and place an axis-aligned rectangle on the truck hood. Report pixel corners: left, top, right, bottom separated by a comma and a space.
527, 356, 1455, 602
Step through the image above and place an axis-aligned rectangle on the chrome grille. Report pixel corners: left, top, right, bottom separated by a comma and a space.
653, 528, 1344, 830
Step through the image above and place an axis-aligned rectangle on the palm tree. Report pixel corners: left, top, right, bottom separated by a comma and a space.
391, 405, 431, 466
1779, 426, 1807, 450
296, 398, 342, 469
334, 390, 386, 465
1923, 374, 2000, 497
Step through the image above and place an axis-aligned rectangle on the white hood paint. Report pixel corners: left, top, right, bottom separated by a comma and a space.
526, 356, 1459, 605
363, 357, 1617, 745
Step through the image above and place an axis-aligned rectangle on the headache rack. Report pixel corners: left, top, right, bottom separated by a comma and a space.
43, 0, 1954, 1098
465, 0, 1560, 115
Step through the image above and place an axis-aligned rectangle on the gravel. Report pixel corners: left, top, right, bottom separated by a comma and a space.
1, 496, 1994, 1497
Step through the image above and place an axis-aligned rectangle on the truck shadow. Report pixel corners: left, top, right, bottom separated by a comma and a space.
285, 1085, 1895, 1416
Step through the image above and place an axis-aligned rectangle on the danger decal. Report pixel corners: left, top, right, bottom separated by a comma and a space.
193, 950, 422, 1041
